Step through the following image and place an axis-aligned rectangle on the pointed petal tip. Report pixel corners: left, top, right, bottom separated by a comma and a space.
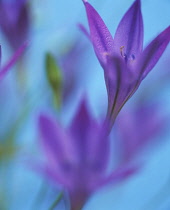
133, 0, 141, 12
135, 0, 141, 6
82, 0, 88, 4
71, 94, 92, 126
38, 114, 47, 127
38, 113, 52, 130
77, 23, 91, 40
131, 0, 141, 8
138, 24, 170, 80
39, 113, 46, 122
165, 25, 170, 39
79, 94, 89, 112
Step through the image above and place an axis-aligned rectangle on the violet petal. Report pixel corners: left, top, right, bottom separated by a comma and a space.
114, 0, 143, 58
0, 41, 28, 80
138, 26, 170, 80
83, 0, 114, 65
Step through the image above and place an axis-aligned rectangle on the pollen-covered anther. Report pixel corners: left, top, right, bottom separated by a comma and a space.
120, 46, 135, 61
120, 46, 126, 58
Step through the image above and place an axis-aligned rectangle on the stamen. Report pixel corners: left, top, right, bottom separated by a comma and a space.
120, 46, 126, 58
131, 54, 135, 60
120, 46, 135, 62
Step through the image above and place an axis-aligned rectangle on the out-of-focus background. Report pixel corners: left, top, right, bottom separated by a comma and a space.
0, 0, 170, 209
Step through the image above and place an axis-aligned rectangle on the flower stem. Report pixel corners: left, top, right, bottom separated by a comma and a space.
48, 192, 63, 210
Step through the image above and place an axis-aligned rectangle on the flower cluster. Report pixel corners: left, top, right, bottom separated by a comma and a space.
0, 0, 169, 210
36, 0, 169, 209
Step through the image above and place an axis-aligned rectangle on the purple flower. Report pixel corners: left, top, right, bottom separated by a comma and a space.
38, 99, 137, 210
115, 102, 167, 164
0, 42, 28, 80
83, 0, 170, 128
0, 0, 30, 50
60, 39, 88, 104
46, 38, 89, 110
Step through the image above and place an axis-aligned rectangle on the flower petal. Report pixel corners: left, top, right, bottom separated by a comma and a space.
105, 164, 139, 184
69, 97, 92, 141
78, 23, 91, 41
0, 41, 28, 80
0, 0, 30, 50
138, 26, 170, 80
70, 99, 110, 179
104, 56, 137, 127
39, 114, 67, 165
114, 0, 143, 57
69, 97, 96, 164
116, 103, 166, 163
83, 0, 114, 65
39, 114, 78, 184
93, 164, 139, 189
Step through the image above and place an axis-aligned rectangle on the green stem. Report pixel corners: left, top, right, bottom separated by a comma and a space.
49, 192, 63, 210
30, 181, 49, 210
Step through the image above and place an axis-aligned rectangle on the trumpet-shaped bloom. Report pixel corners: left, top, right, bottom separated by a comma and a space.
39, 99, 137, 210
83, 0, 170, 128
115, 102, 167, 163
0, 0, 30, 50
0, 42, 28, 80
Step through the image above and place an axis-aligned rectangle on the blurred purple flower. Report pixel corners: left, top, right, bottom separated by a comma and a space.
0, 42, 28, 80
83, 0, 170, 128
115, 102, 167, 164
0, 0, 30, 50
38, 99, 137, 210
46, 38, 88, 110
60, 39, 87, 104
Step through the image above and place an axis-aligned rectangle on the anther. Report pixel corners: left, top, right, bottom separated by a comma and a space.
120, 46, 126, 58
120, 46, 135, 62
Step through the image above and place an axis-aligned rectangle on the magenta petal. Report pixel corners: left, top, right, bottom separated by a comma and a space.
0, 41, 28, 80
83, 1, 114, 65
138, 26, 170, 80
114, 0, 143, 57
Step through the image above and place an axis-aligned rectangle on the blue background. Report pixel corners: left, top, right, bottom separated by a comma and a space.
0, 0, 170, 209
